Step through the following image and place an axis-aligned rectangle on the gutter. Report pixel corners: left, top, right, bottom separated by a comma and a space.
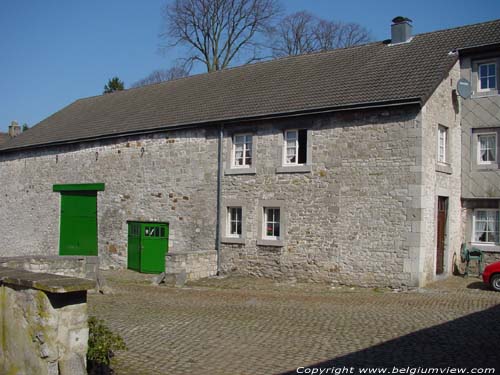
0, 98, 421, 154
215, 124, 223, 275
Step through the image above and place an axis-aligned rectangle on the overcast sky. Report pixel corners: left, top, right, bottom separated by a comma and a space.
1, 0, 499, 132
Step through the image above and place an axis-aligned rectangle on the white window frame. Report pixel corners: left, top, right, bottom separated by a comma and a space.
477, 133, 497, 165
437, 125, 447, 164
226, 207, 242, 238
263, 207, 281, 240
478, 62, 497, 92
472, 208, 499, 245
232, 134, 252, 168
283, 129, 308, 166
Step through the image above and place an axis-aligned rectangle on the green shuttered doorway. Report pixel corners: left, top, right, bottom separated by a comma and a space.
54, 183, 104, 256
128, 222, 169, 274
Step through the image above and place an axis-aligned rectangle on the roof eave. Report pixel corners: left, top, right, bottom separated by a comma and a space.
0, 98, 422, 154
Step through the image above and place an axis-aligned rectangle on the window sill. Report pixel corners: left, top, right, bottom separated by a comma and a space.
256, 239, 284, 247
224, 167, 256, 175
276, 164, 312, 174
475, 163, 498, 171
221, 237, 245, 245
472, 91, 499, 99
469, 243, 500, 253
435, 163, 452, 175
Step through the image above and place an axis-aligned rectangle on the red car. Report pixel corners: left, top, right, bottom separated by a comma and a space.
482, 261, 500, 292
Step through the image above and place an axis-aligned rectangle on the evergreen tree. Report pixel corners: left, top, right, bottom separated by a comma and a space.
103, 77, 124, 94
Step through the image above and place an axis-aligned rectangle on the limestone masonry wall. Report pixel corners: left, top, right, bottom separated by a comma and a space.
220, 108, 422, 287
0, 129, 219, 267
166, 250, 217, 280
0, 268, 92, 375
0, 106, 437, 287
419, 61, 462, 285
0, 255, 98, 280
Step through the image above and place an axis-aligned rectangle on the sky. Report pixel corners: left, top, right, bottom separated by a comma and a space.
1, 0, 499, 132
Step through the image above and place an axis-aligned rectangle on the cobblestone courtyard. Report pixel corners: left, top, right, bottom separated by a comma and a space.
89, 272, 500, 375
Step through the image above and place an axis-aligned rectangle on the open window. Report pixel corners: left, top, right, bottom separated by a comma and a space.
277, 129, 312, 173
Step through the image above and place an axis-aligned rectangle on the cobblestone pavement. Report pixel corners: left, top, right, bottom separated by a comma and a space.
88, 271, 500, 375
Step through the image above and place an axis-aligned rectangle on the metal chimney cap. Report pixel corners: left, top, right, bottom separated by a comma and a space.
392, 16, 412, 24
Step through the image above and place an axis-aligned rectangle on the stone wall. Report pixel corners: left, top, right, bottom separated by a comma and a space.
0, 129, 219, 268
0, 267, 93, 375
1, 103, 452, 287
0, 255, 98, 280
418, 61, 462, 285
166, 250, 217, 280
220, 107, 422, 287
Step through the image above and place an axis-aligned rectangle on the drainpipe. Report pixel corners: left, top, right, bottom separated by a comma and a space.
215, 124, 223, 275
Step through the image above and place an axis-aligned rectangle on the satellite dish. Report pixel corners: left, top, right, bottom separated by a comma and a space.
457, 78, 472, 99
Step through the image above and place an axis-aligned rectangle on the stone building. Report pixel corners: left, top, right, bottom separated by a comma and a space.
1, 18, 499, 287
459, 38, 500, 266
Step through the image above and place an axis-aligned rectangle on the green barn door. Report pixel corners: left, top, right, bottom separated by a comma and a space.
127, 222, 141, 272
59, 191, 98, 256
127, 222, 168, 273
140, 223, 168, 273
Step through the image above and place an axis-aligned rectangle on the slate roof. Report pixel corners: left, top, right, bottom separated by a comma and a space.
2, 18, 500, 152
0, 132, 9, 145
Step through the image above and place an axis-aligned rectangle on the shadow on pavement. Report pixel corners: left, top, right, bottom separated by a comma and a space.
466, 281, 490, 291
280, 304, 500, 374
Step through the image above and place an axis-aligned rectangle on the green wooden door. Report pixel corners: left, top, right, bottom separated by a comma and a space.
59, 191, 98, 256
140, 223, 168, 273
127, 222, 141, 272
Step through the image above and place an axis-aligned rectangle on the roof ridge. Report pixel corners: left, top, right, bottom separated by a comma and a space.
414, 18, 500, 37
76, 18, 500, 103
79, 40, 385, 102
3, 17, 500, 152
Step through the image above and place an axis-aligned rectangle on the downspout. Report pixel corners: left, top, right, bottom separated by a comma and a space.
215, 124, 224, 275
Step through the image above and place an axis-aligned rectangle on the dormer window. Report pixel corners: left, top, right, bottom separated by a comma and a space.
478, 63, 497, 92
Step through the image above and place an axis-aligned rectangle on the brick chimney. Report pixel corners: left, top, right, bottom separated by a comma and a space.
391, 16, 413, 44
8, 121, 21, 138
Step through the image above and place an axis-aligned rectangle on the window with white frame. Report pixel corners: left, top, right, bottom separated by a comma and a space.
473, 209, 499, 244
227, 207, 242, 237
478, 63, 497, 91
478, 133, 496, 164
284, 129, 307, 165
263, 207, 280, 240
232, 134, 252, 168
438, 125, 448, 163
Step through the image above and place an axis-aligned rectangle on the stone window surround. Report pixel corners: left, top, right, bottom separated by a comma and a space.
471, 56, 500, 97
471, 128, 499, 171
464, 199, 500, 253
436, 124, 452, 174
471, 208, 499, 246
477, 62, 497, 92
257, 200, 286, 247
276, 128, 312, 173
224, 129, 257, 175
221, 198, 247, 244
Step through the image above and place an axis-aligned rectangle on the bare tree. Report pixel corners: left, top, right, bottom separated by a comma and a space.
270, 11, 316, 57
132, 66, 190, 88
270, 11, 371, 57
161, 0, 282, 72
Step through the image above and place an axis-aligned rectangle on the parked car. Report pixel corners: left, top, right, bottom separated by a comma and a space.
482, 261, 500, 292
